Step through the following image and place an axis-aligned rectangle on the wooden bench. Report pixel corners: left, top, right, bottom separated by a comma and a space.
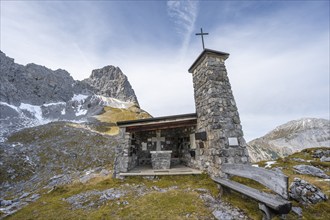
212, 164, 292, 220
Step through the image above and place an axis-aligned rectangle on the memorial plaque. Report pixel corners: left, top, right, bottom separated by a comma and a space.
228, 137, 239, 146
190, 134, 196, 149
195, 131, 207, 141
142, 142, 147, 151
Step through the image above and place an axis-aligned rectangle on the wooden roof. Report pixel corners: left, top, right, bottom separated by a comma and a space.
117, 113, 197, 132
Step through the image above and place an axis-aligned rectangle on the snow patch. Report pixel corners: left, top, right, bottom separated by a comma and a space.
19, 103, 43, 120
71, 94, 88, 102
91, 95, 134, 109
252, 164, 259, 167
0, 102, 20, 112
61, 108, 66, 115
265, 161, 276, 168
43, 102, 66, 107
76, 108, 87, 116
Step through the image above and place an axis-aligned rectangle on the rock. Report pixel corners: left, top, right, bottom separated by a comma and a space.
195, 188, 209, 194
19, 192, 30, 199
212, 210, 233, 220
0, 51, 141, 141
292, 206, 303, 217
151, 186, 167, 193
81, 65, 139, 105
65, 188, 125, 210
313, 149, 330, 158
0, 51, 138, 106
29, 194, 40, 200
320, 156, 330, 162
289, 178, 328, 204
100, 169, 110, 176
199, 194, 217, 207
0, 199, 12, 207
122, 201, 129, 205
247, 118, 330, 162
292, 158, 306, 162
293, 165, 330, 179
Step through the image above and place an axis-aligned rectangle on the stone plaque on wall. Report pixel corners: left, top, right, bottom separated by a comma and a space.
190, 134, 196, 149
195, 131, 207, 141
228, 137, 239, 146
142, 142, 147, 151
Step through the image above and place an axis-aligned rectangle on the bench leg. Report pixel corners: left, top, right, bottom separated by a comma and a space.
258, 203, 275, 220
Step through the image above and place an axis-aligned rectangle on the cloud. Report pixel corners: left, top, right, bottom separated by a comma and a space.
1, 1, 328, 142
205, 4, 329, 141
0, 1, 116, 79
167, 0, 199, 55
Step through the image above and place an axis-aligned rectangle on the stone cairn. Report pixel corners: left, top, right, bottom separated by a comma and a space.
188, 49, 249, 177
289, 177, 328, 204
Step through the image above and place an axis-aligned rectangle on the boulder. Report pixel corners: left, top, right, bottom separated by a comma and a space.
289, 178, 328, 204
320, 156, 330, 162
313, 149, 330, 158
293, 165, 329, 179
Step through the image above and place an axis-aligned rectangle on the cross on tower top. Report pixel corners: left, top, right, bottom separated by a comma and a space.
195, 28, 209, 50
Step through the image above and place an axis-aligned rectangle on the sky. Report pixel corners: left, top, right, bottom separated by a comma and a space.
0, 0, 329, 141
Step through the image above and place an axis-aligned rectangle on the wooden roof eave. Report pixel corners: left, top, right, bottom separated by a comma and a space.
121, 118, 197, 133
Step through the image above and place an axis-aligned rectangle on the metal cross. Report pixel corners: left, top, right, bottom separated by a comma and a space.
195, 28, 209, 50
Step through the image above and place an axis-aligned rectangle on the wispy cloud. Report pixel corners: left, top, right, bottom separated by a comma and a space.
1, 1, 328, 142
167, 0, 199, 55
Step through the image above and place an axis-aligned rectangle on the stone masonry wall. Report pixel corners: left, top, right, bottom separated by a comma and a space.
189, 51, 249, 177
113, 129, 131, 178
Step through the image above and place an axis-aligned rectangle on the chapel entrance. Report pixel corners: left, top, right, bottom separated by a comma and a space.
116, 113, 201, 176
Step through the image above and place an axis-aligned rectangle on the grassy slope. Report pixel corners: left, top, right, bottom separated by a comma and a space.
93, 105, 151, 135
4, 147, 329, 219
5, 175, 218, 220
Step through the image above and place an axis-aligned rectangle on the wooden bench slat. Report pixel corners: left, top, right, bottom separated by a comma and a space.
212, 177, 291, 214
221, 164, 289, 199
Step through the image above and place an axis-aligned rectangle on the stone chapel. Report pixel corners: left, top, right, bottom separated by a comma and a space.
113, 49, 250, 178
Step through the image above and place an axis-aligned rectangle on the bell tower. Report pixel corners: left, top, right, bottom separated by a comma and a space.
188, 49, 249, 176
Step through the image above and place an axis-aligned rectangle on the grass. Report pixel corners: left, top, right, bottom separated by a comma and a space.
93, 106, 151, 135
221, 189, 262, 220
6, 175, 217, 220
250, 147, 330, 220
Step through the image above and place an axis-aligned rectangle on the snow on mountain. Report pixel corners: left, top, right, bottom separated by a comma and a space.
0, 94, 136, 142
90, 95, 134, 109
19, 103, 43, 120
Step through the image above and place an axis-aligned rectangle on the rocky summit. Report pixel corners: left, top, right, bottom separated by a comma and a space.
0, 51, 138, 106
247, 118, 330, 162
0, 51, 142, 142
81, 65, 138, 104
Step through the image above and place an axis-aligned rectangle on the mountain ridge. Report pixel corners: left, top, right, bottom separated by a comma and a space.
0, 50, 146, 142
247, 117, 330, 162
0, 51, 138, 106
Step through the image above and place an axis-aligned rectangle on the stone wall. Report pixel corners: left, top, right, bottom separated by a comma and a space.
189, 50, 249, 177
113, 126, 196, 177
113, 129, 131, 178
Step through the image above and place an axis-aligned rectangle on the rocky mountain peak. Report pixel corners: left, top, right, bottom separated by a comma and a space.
89, 65, 120, 79
247, 118, 330, 162
271, 118, 329, 137
0, 51, 75, 105
0, 51, 139, 106
82, 65, 138, 105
